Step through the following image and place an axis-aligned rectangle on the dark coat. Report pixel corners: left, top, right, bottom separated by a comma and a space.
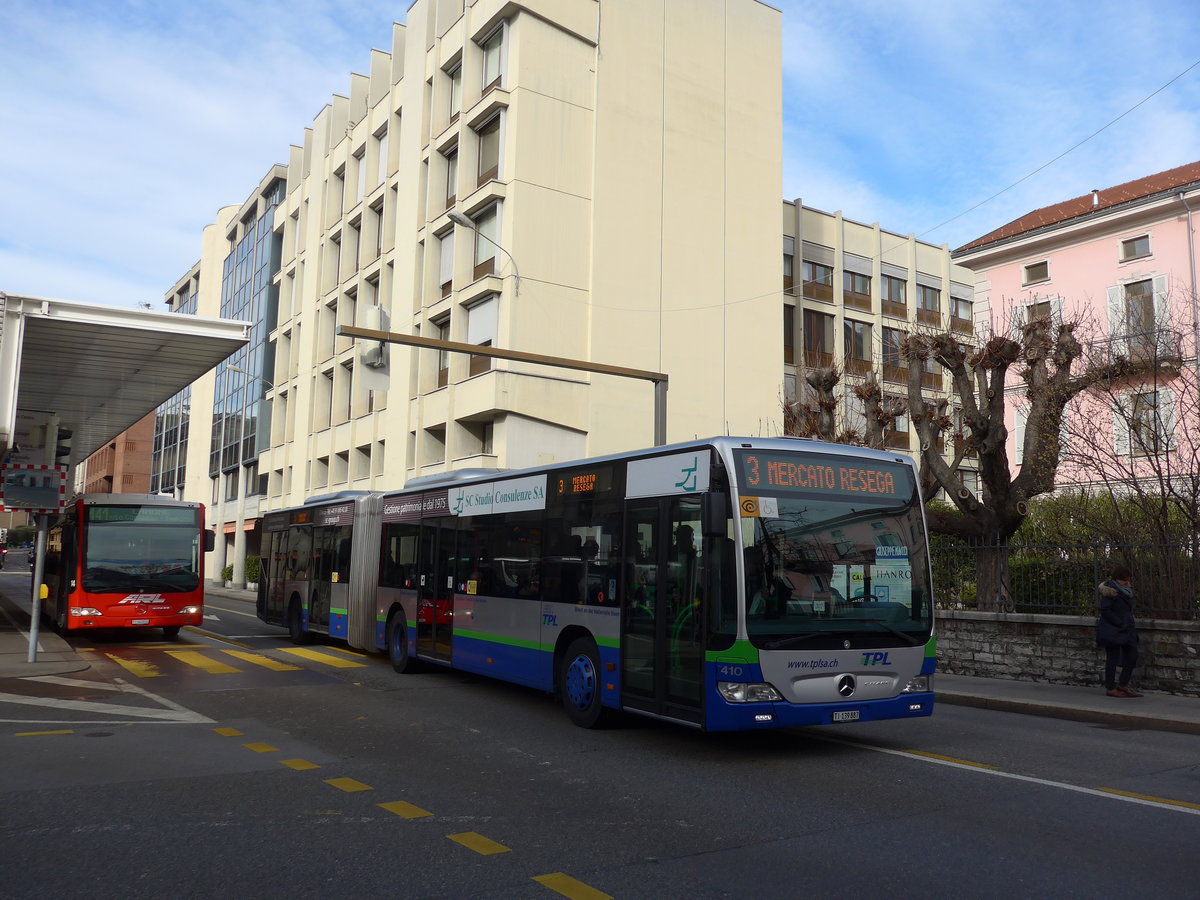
1096, 580, 1137, 647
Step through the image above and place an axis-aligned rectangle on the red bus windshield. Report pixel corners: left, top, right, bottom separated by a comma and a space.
83, 505, 202, 594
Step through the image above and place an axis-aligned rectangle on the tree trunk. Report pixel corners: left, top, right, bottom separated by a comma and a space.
973, 543, 1013, 612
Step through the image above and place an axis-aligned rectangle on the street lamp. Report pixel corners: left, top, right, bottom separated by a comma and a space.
225, 364, 274, 391
448, 209, 521, 295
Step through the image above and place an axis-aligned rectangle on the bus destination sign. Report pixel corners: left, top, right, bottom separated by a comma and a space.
555, 468, 613, 496
87, 506, 198, 525
735, 450, 911, 501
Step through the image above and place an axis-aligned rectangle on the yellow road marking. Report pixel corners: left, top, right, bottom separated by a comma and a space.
905, 749, 998, 770
532, 873, 612, 899
1100, 788, 1200, 811
221, 650, 301, 671
105, 654, 163, 678
16, 729, 74, 737
279, 648, 368, 668
325, 777, 372, 792
379, 800, 433, 819
213, 727, 243, 737
448, 832, 510, 856
165, 650, 240, 674
327, 646, 370, 659
281, 759, 320, 771
243, 742, 278, 753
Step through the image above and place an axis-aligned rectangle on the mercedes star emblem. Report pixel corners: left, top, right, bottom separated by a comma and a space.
837, 674, 856, 698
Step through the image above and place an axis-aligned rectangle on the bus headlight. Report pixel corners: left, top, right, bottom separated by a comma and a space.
70, 608, 102, 617
178, 606, 201, 615
718, 681, 783, 703
902, 675, 932, 693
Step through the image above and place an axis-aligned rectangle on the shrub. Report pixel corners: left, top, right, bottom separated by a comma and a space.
244, 555, 261, 584
221, 564, 234, 583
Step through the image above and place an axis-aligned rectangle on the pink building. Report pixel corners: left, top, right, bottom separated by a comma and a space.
954, 162, 1200, 485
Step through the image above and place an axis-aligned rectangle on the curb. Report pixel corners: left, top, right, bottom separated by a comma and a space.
937, 691, 1200, 736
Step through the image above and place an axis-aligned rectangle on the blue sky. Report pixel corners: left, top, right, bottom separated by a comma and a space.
4, 0, 1200, 308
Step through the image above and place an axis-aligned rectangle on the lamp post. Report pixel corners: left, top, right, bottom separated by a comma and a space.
447, 209, 521, 295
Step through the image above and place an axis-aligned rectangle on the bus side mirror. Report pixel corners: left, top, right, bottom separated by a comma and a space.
701, 493, 728, 537
204, 531, 216, 553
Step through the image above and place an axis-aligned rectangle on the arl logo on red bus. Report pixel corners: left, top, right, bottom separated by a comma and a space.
115, 594, 169, 605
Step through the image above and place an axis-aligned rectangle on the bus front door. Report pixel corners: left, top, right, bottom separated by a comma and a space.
308, 526, 338, 632
416, 521, 454, 663
621, 497, 704, 725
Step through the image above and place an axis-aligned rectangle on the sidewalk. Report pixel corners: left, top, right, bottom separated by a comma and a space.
1, 582, 1197, 733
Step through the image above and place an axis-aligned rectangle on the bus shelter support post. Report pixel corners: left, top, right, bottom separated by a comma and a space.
26, 514, 48, 663
653, 379, 668, 447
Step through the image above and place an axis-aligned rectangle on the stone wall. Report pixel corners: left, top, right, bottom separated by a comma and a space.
936, 610, 1200, 696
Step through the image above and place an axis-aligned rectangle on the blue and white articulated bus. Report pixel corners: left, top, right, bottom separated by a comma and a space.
258, 437, 935, 731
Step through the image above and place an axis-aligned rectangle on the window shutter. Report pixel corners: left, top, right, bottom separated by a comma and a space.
1152, 275, 1171, 356
1050, 294, 1064, 326
1106, 285, 1127, 354
1014, 406, 1028, 465
1112, 396, 1131, 456
466, 295, 498, 346
1159, 387, 1176, 450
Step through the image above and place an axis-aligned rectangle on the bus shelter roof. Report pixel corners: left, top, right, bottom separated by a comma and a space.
1, 293, 249, 469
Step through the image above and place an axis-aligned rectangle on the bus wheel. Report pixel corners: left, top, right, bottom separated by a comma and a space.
560, 638, 608, 728
287, 601, 308, 645
162, 626, 181, 641
386, 613, 416, 673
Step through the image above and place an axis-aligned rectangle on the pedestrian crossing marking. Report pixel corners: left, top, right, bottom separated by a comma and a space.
325, 777, 372, 792
281, 758, 320, 771
379, 800, 433, 819
449, 832, 510, 856
165, 650, 240, 674
214, 727, 243, 737
244, 742, 278, 753
532, 873, 612, 900
220, 650, 302, 671
279, 647, 369, 668
105, 654, 163, 678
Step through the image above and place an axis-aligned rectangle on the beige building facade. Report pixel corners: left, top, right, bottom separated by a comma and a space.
782, 201, 980, 490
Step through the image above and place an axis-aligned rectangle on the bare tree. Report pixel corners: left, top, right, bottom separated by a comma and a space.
782, 310, 1181, 610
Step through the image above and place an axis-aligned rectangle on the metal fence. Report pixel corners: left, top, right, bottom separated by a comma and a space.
930, 542, 1200, 621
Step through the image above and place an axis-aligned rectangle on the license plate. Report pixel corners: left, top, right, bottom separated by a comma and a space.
832, 710, 860, 723
132, 619, 150, 625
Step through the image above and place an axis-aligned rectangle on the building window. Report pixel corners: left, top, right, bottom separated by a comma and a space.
783, 305, 794, 365
1023, 261, 1049, 285
374, 128, 388, 187
881, 274, 907, 317
434, 316, 450, 387
438, 229, 455, 297
803, 309, 834, 367
783, 237, 795, 294
951, 294, 973, 333
1116, 389, 1175, 456
843, 319, 871, 374
917, 284, 940, 325
882, 327, 904, 381
480, 26, 505, 93
466, 295, 498, 376
444, 147, 458, 208
1107, 275, 1168, 360
472, 204, 500, 280
476, 115, 501, 185
1120, 234, 1151, 262
803, 261, 833, 303
843, 271, 871, 311
447, 63, 462, 124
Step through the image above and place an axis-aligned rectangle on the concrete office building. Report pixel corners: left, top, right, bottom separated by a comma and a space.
782, 201, 980, 491
157, 0, 784, 583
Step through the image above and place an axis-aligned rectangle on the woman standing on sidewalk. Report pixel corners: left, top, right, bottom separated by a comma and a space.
1096, 564, 1142, 698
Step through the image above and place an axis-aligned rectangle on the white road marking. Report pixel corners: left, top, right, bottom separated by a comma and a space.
0, 677, 212, 724
813, 733, 1200, 817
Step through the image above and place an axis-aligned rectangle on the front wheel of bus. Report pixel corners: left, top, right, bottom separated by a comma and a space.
560, 638, 608, 728
386, 613, 417, 673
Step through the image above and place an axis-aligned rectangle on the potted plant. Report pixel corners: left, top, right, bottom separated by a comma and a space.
244, 555, 261, 592
221, 564, 234, 588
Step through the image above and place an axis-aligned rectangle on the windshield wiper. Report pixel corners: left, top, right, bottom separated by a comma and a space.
764, 633, 822, 650
856, 618, 923, 645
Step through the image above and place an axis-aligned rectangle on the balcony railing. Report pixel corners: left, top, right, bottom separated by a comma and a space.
803, 280, 833, 303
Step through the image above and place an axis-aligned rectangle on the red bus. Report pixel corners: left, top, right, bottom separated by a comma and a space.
43, 494, 213, 640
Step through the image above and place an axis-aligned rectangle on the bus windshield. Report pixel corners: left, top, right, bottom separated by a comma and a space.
83, 506, 202, 594
734, 450, 932, 650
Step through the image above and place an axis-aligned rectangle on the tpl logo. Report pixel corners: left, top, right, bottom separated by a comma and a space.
861, 652, 891, 666
542, 614, 557, 627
